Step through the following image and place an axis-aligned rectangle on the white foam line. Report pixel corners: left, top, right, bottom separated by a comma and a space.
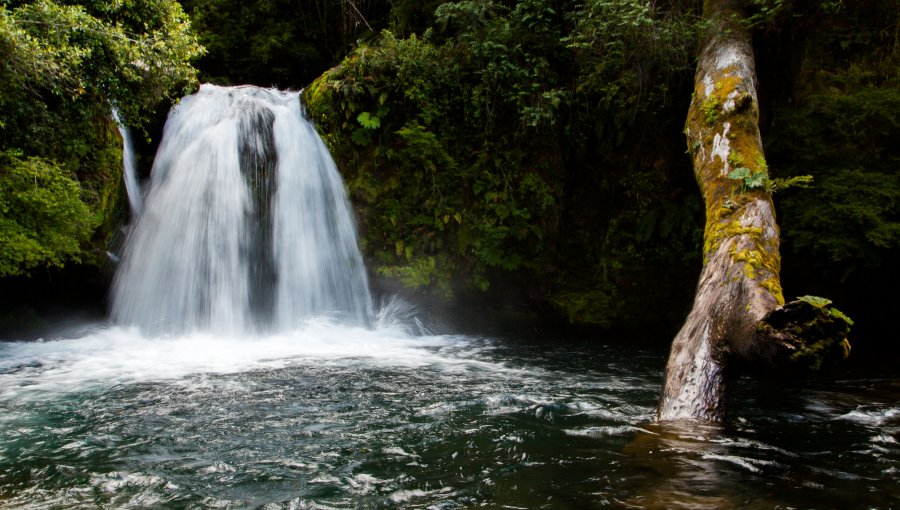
0, 323, 512, 402
701, 453, 776, 473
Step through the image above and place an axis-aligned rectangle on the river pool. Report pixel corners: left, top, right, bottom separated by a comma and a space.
0, 319, 897, 509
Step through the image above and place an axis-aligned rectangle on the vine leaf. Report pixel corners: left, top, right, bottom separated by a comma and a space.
356, 111, 381, 129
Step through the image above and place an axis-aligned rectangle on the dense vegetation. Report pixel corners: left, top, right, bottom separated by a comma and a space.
758, 0, 900, 343
178, 0, 389, 86
301, 0, 899, 341
0, 0, 897, 349
0, 0, 201, 277
305, 0, 704, 331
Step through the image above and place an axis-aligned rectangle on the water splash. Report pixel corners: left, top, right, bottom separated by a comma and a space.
110, 85, 373, 335
0, 324, 470, 401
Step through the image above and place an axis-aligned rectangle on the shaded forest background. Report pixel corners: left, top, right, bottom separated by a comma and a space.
1, 0, 897, 363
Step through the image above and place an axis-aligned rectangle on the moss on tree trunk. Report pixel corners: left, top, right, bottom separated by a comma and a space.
658, 0, 850, 422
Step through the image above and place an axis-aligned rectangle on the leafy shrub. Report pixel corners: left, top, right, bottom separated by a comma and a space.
0, 0, 202, 277
306, 0, 703, 330
0, 151, 98, 277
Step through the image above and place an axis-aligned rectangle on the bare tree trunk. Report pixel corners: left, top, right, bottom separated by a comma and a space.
657, 0, 850, 422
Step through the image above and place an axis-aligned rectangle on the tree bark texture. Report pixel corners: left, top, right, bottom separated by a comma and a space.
658, 0, 783, 422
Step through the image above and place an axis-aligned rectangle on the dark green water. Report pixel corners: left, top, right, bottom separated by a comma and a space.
0, 322, 897, 509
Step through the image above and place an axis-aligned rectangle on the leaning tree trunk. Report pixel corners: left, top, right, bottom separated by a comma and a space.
657, 0, 850, 422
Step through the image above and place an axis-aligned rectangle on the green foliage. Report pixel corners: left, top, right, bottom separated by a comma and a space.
389, 0, 444, 35
0, 151, 98, 277
306, 12, 571, 296
797, 295, 832, 308
357, 111, 382, 130
826, 307, 854, 326
0, 0, 202, 147
728, 159, 813, 194
769, 174, 813, 193
785, 167, 900, 264
306, 1, 703, 323
377, 255, 454, 297
727, 166, 763, 190
701, 95, 720, 124
0, 0, 202, 128
565, 0, 699, 134
744, 0, 787, 28
768, 13, 900, 271
549, 287, 621, 328
352, 108, 388, 146
179, 0, 392, 87
0, 0, 202, 277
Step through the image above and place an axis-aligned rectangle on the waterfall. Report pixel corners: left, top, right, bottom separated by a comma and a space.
112, 108, 143, 217
110, 84, 374, 334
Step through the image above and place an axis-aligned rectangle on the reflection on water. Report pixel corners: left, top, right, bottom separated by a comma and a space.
0, 323, 897, 509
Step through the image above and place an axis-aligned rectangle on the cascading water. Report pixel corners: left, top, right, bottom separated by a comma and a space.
110, 84, 373, 334
112, 108, 143, 217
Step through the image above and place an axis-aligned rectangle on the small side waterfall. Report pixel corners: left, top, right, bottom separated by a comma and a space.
110, 84, 373, 334
112, 108, 143, 217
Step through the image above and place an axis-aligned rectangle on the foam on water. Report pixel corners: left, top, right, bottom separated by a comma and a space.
0, 320, 494, 402
837, 407, 900, 426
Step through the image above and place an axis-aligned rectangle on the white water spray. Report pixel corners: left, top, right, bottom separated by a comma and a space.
110, 85, 374, 334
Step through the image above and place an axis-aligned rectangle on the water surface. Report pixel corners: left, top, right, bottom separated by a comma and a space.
0, 321, 897, 509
